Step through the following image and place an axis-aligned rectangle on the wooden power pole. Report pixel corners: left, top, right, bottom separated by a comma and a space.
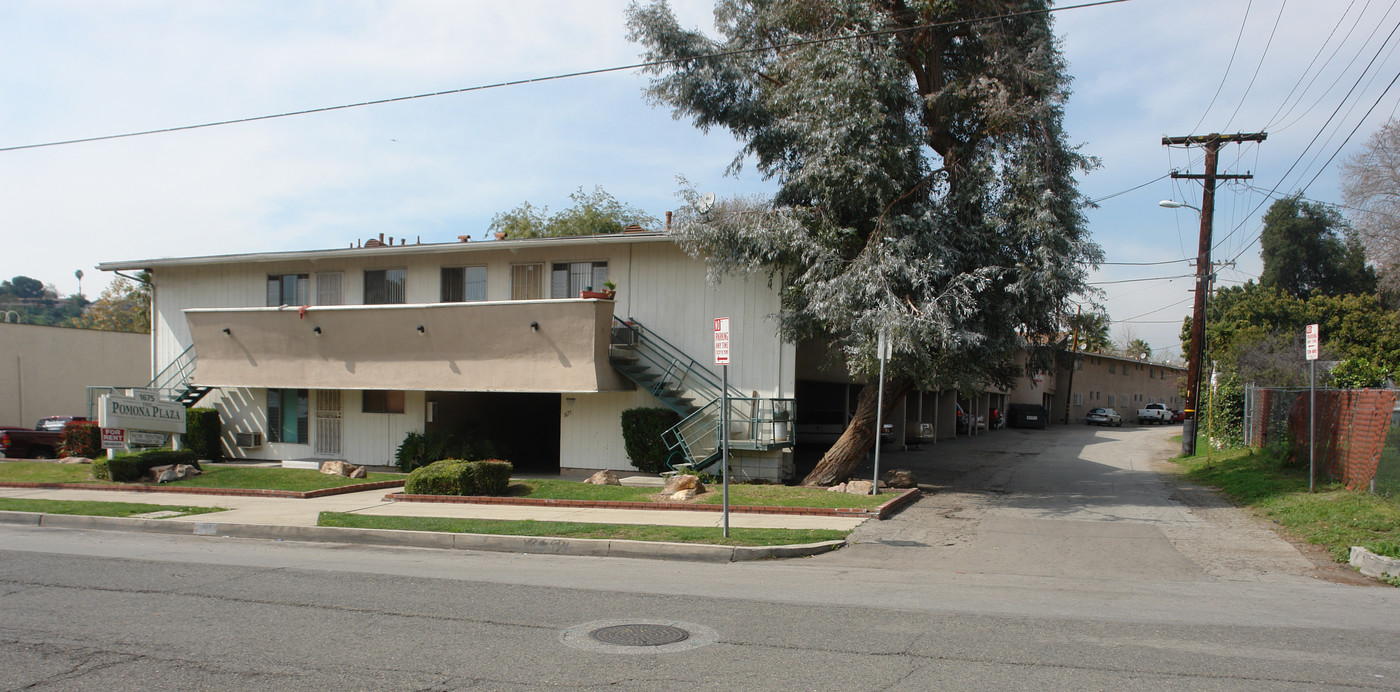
1162, 132, 1267, 456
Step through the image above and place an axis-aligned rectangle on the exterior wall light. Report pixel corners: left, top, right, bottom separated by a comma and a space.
416, 324, 425, 334
222, 328, 231, 336
313, 326, 322, 335
530, 321, 540, 332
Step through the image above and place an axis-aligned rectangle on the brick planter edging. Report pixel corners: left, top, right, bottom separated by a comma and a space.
385, 486, 919, 519
0, 479, 405, 499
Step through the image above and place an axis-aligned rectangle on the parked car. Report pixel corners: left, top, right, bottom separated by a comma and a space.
0, 427, 63, 459
1086, 407, 1123, 427
1137, 402, 1173, 425
1007, 403, 1048, 429
1170, 409, 1185, 423
955, 404, 984, 434
35, 416, 87, 432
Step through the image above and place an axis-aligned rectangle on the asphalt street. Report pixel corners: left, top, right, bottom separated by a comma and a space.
2, 425, 1397, 690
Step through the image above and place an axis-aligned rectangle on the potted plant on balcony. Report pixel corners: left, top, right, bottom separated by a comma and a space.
579, 280, 617, 300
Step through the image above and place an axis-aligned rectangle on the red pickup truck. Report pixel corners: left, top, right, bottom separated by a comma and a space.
0, 427, 63, 459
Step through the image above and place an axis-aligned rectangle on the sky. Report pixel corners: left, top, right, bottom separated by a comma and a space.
3, 0, 1398, 363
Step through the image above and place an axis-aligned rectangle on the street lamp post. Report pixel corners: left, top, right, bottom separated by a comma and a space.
1159, 199, 1207, 457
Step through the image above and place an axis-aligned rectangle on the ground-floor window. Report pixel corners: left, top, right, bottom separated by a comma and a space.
363, 390, 406, 414
268, 388, 308, 443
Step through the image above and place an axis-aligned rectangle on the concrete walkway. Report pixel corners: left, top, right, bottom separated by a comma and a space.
0, 485, 867, 531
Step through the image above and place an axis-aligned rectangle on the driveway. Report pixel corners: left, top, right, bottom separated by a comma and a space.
823, 424, 1340, 584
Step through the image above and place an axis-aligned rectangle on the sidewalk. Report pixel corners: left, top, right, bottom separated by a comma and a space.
0, 484, 867, 562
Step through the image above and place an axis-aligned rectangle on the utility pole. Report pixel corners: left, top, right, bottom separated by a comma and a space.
1163, 132, 1266, 457
1062, 304, 1081, 424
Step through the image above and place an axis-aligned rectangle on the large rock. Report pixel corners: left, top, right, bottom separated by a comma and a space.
663, 474, 705, 495
845, 480, 875, 494
319, 460, 365, 478
149, 464, 201, 483
669, 488, 698, 501
59, 456, 92, 465
882, 469, 917, 489
583, 469, 621, 486
827, 482, 848, 493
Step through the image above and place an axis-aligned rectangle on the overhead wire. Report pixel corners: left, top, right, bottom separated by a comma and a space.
1223, 0, 1288, 132
1190, 0, 1254, 134
0, 0, 1134, 154
1265, 0, 1369, 131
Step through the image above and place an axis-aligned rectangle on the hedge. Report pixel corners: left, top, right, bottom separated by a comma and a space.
404, 459, 512, 496
61, 421, 101, 458
184, 408, 223, 461
93, 449, 201, 482
620, 407, 681, 473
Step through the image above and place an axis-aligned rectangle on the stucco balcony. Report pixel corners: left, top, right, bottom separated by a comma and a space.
183, 299, 629, 393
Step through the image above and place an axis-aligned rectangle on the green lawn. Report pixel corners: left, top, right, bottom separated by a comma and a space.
507, 478, 894, 510
1174, 446, 1400, 562
0, 497, 226, 518
0, 461, 403, 492
317, 511, 849, 547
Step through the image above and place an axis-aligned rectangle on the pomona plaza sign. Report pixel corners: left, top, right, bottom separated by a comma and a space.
99, 394, 187, 434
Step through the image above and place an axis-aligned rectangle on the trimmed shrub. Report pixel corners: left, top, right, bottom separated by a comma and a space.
394, 428, 499, 473
184, 408, 223, 461
104, 449, 200, 482
61, 421, 101, 458
404, 458, 513, 496
91, 456, 111, 481
620, 407, 681, 473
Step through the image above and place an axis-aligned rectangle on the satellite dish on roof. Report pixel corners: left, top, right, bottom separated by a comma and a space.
697, 191, 716, 214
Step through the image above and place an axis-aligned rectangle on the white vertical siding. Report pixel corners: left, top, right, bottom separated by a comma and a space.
559, 390, 655, 472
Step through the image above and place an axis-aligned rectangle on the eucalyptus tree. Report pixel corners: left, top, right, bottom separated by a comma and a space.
628, 0, 1100, 484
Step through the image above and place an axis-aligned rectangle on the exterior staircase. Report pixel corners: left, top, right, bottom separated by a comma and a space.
610, 317, 794, 472
151, 344, 215, 408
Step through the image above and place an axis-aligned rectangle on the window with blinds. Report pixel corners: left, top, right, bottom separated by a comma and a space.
550, 261, 608, 298
364, 269, 407, 304
511, 264, 543, 300
266, 274, 309, 307
315, 272, 342, 305
441, 266, 487, 302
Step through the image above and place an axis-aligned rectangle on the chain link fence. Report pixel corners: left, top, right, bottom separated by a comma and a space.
1244, 385, 1400, 495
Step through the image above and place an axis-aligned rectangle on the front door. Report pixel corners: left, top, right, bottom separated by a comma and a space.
314, 390, 343, 457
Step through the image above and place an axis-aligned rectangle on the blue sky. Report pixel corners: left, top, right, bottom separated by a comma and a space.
3, 1, 1396, 362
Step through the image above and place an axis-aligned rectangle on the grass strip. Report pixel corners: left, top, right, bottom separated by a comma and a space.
0, 461, 402, 492
1175, 446, 1400, 562
0, 498, 226, 518
507, 478, 891, 509
317, 512, 849, 547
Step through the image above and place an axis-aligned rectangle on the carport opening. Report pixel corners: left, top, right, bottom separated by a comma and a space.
425, 392, 560, 474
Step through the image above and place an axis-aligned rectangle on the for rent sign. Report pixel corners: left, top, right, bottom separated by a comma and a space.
99, 394, 187, 434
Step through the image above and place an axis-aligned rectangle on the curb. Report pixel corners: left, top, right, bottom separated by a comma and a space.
1349, 546, 1400, 580
0, 480, 405, 499
386, 487, 920, 519
0, 510, 845, 563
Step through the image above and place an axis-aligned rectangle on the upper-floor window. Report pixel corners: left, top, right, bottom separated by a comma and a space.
512, 264, 543, 300
267, 274, 308, 307
364, 269, 406, 304
316, 272, 343, 306
441, 266, 487, 302
550, 261, 608, 298
1108, 363, 1116, 374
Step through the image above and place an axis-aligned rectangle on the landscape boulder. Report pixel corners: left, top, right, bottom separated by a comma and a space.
319, 460, 365, 478
59, 456, 92, 465
149, 464, 201, 484
669, 488, 698, 501
583, 469, 621, 486
845, 480, 874, 495
663, 474, 705, 495
882, 469, 917, 489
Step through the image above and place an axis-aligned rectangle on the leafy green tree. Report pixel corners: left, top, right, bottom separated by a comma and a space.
0, 275, 45, 299
628, 0, 1099, 484
489, 187, 658, 239
1329, 357, 1391, 389
1124, 338, 1152, 360
1067, 311, 1111, 353
75, 275, 151, 334
1259, 195, 1375, 300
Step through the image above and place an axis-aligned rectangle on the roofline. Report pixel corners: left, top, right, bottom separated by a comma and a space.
1075, 349, 1186, 371
96, 231, 673, 272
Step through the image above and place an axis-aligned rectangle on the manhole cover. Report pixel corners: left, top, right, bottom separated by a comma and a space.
590, 624, 690, 647
561, 619, 717, 654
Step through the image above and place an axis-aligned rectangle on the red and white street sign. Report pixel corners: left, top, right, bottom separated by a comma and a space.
101, 427, 125, 449
714, 317, 731, 365
1306, 323, 1319, 361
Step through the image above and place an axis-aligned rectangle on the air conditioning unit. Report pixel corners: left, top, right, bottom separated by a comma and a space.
234, 431, 264, 448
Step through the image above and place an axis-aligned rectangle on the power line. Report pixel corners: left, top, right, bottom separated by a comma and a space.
0, 0, 1134, 154
1190, 0, 1253, 134
1088, 173, 1171, 204
1099, 257, 1193, 266
1088, 273, 1195, 286
1223, 0, 1288, 132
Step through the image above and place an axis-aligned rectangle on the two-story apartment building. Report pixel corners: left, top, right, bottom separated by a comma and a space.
100, 230, 798, 479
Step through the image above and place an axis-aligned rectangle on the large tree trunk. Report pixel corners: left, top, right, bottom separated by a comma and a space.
800, 377, 914, 486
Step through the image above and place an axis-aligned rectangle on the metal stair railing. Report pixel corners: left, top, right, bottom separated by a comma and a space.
150, 344, 197, 393
611, 317, 744, 406
663, 396, 796, 471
